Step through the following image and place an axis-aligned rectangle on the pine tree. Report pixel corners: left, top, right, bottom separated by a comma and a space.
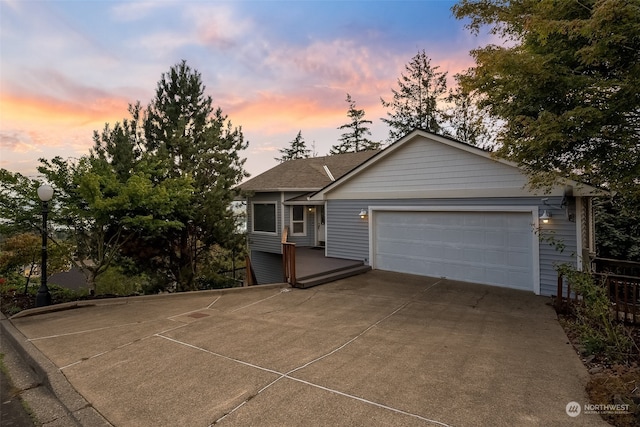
381, 50, 448, 141
141, 60, 248, 291
330, 94, 379, 154
275, 130, 310, 163
445, 84, 495, 148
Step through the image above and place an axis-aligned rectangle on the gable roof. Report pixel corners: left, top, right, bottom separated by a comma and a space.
309, 129, 604, 200
238, 150, 379, 192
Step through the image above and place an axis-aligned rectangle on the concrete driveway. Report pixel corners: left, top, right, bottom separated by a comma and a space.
4, 271, 607, 426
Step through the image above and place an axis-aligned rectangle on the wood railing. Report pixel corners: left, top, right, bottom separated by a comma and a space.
593, 257, 640, 277
282, 242, 296, 285
556, 258, 640, 323
245, 254, 257, 286
596, 273, 640, 323
281, 226, 297, 285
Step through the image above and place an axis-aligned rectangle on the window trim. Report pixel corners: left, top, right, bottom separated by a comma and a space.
252, 201, 277, 235
290, 205, 306, 236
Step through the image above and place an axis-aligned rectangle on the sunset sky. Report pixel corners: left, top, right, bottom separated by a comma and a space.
0, 0, 495, 180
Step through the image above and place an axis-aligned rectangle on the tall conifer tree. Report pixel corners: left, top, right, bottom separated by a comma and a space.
381, 50, 448, 141
331, 94, 379, 154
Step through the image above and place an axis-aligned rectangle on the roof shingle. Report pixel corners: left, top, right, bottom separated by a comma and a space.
239, 151, 379, 192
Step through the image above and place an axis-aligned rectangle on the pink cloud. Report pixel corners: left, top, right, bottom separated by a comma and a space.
186, 4, 253, 50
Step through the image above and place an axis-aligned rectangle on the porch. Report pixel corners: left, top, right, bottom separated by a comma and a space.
282, 246, 371, 289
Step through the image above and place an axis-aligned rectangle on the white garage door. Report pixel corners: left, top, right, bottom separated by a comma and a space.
373, 210, 534, 291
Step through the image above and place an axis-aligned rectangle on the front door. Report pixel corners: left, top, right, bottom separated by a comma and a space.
316, 205, 326, 246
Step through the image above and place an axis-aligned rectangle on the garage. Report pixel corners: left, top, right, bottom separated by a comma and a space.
372, 209, 536, 292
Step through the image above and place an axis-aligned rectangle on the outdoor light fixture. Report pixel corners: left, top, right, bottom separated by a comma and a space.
539, 210, 551, 224
36, 184, 54, 307
307, 206, 315, 213
359, 209, 368, 219
539, 197, 571, 223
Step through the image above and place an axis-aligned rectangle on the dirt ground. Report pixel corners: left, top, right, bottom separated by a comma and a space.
560, 316, 640, 427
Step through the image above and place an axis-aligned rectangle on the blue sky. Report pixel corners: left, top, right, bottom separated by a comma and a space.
0, 0, 494, 179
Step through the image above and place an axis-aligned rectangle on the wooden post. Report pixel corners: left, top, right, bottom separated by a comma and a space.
557, 274, 564, 311
282, 242, 296, 286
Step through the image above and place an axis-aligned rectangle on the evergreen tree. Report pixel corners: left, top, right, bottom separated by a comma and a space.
275, 130, 310, 163
381, 50, 448, 141
331, 94, 379, 154
445, 83, 496, 148
142, 60, 248, 291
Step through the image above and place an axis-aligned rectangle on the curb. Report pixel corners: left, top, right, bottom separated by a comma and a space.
1, 311, 112, 426
11, 283, 291, 319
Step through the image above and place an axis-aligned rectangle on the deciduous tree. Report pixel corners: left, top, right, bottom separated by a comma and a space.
453, 0, 640, 260
452, 0, 640, 198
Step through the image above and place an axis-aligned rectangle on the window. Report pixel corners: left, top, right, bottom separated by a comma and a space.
291, 205, 305, 235
253, 203, 276, 233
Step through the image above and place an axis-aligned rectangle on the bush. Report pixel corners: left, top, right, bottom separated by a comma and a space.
557, 264, 635, 362
195, 275, 239, 290
95, 266, 149, 296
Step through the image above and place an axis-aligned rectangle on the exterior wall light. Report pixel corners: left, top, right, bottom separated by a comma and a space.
539, 210, 551, 224
359, 209, 368, 219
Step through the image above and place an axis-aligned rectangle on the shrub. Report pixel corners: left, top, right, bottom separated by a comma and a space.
95, 266, 149, 296
557, 264, 635, 362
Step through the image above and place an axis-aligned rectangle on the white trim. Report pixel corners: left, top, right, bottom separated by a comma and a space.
323, 165, 335, 181
290, 205, 307, 236
575, 197, 584, 271
256, 188, 320, 192
315, 204, 326, 248
324, 201, 328, 257
251, 201, 278, 235
367, 205, 541, 295
325, 187, 564, 200
280, 192, 285, 236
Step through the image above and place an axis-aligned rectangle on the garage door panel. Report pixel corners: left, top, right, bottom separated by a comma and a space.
373, 211, 534, 291
509, 251, 530, 268
485, 231, 506, 246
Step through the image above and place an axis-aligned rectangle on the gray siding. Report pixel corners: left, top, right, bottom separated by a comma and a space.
326, 196, 576, 296
251, 250, 284, 284
247, 192, 282, 254
288, 207, 317, 247
247, 191, 318, 254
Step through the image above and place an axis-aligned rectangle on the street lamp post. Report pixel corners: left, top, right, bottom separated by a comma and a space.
36, 184, 54, 307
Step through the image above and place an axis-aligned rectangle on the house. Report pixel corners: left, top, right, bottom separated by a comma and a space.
239, 150, 379, 284
241, 130, 602, 296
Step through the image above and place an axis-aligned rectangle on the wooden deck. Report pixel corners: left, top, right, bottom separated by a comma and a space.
290, 247, 371, 288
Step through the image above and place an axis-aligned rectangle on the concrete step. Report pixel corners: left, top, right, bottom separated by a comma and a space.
297, 261, 368, 281
295, 265, 372, 289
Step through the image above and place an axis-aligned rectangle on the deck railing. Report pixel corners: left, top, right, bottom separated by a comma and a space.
556, 258, 640, 323
593, 257, 640, 277
281, 226, 297, 285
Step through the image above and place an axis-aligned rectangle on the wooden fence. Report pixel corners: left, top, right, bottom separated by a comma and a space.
556, 258, 640, 323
